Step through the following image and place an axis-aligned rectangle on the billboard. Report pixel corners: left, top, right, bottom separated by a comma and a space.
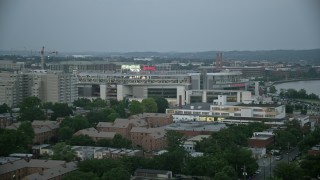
121, 65, 141, 72
143, 66, 156, 71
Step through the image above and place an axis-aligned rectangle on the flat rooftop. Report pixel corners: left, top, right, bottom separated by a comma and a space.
165, 122, 227, 132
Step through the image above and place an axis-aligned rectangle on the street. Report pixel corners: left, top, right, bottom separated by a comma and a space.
253, 148, 300, 180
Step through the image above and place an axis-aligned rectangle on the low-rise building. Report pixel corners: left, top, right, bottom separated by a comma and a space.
0, 159, 66, 180
166, 95, 286, 123
22, 162, 77, 180
74, 127, 116, 142
5, 120, 60, 144
96, 119, 132, 139
130, 127, 167, 151
165, 122, 227, 137
132, 169, 173, 180
182, 135, 210, 153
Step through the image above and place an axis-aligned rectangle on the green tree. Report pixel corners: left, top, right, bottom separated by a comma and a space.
129, 100, 144, 115
73, 98, 92, 109
60, 116, 91, 132
18, 121, 35, 144
285, 105, 294, 114
142, 98, 158, 113
101, 167, 130, 180
273, 162, 303, 180
58, 126, 75, 141
166, 130, 185, 151
111, 134, 132, 148
19, 96, 45, 121
269, 86, 277, 94
300, 154, 320, 178
96, 139, 111, 147
64, 170, 99, 180
214, 172, 230, 180
0, 129, 30, 155
222, 165, 238, 179
68, 135, 95, 146
50, 103, 73, 120
51, 142, 76, 162
154, 97, 169, 113
0, 103, 11, 114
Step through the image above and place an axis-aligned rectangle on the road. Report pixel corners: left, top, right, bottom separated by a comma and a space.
253, 148, 300, 180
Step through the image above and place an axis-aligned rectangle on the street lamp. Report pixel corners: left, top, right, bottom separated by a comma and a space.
263, 160, 266, 180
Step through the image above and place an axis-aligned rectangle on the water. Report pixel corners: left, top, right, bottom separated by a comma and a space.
274, 80, 320, 96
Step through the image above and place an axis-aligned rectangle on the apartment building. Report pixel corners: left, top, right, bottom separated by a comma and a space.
30, 72, 78, 105
96, 113, 173, 151
6, 120, 60, 144
0, 159, 67, 180
130, 127, 167, 151
74, 127, 116, 142
96, 119, 132, 139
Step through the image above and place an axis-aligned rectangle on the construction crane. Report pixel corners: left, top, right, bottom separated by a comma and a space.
40, 46, 58, 70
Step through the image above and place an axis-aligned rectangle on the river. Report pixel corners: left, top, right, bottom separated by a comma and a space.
274, 80, 320, 97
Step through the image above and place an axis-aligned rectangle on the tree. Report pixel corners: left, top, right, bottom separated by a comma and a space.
214, 172, 230, 180
300, 154, 320, 178
166, 130, 185, 151
60, 116, 91, 132
101, 167, 130, 180
64, 170, 99, 180
68, 135, 95, 146
18, 121, 35, 144
273, 162, 303, 180
154, 97, 169, 113
269, 86, 277, 94
73, 98, 92, 109
110, 134, 132, 148
50, 103, 73, 120
0, 103, 11, 114
58, 126, 75, 141
51, 142, 76, 162
96, 139, 111, 147
285, 105, 294, 114
129, 100, 144, 115
142, 98, 158, 113
19, 96, 45, 121
0, 129, 30, 155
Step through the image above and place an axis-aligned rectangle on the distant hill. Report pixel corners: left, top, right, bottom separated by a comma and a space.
121, 49, 320, 61
1, 49, 320, 62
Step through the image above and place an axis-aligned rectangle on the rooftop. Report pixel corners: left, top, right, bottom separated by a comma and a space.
165, 122, 227, 132
0, 159, 65, 175
23, 162, 77, 180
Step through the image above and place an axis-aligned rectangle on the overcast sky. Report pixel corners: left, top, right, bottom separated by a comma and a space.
0, 0, 319, 52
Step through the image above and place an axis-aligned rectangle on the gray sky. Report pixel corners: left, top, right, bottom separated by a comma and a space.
0, 0, 319, 52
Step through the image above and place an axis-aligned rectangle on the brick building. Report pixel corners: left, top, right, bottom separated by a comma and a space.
248, 133, 275, 148
6, 120, 60, 144
96, 119, 132, 139
0, 159, 67, 180
130, 127, 167, 151
74, 127, 116, 142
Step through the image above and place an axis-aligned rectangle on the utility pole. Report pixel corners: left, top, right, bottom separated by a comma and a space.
287, 142, 290, 164
269, 153, 272, 177
263, 160, 266, 180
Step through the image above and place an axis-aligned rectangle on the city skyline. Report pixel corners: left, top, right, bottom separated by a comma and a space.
0, 0, 320, 52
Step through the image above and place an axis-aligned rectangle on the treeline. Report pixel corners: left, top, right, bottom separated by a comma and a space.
280, 88, 319, 100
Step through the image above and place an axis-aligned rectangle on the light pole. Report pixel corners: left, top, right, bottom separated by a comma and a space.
263, 160, 266, 180
269, 153, 272, 178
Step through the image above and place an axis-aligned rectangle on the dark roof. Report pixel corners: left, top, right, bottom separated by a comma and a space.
225, 117, 285, 122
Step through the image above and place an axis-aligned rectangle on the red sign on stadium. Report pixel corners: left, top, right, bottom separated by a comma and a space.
143, 66, 156, 71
